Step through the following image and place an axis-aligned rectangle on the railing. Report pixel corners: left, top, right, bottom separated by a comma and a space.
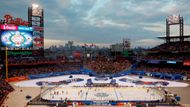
0, 94, 8, 106
40, 84, 60, 100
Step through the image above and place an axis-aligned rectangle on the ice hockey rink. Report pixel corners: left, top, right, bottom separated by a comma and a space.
12, 74, 189, 104
41, 87, 164, 102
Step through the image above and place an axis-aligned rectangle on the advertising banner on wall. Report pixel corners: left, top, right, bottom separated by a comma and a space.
183, 61, 190, 66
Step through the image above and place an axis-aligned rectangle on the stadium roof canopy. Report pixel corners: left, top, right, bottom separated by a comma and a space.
157, 35, 190, 39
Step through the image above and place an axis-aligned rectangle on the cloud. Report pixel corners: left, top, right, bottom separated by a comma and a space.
140, 22, 190, 38
1, 0, 190, 48
85, 0, 110, 20
44, 38, 68, 48
84, 18, 128, 28
159, 1, 179, 14
134, 39, 163, 48
140, 22, 165, 33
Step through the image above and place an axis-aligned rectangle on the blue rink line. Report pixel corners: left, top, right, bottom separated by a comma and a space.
114, 87, 119, 100
85, 88, 90, 100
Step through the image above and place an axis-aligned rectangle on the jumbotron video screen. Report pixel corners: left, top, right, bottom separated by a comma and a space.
1, 30, 33, 48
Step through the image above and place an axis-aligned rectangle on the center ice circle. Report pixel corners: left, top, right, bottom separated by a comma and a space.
94, 93, 109, 97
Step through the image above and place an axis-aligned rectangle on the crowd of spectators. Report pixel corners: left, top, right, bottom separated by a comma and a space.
142, 41, 190, 61
8, 57, 131, 77
8, 57, 58, 65
0, 75, 14, 106
85, 56, 131, 74
8, 64, 82, 78
150, 41, 190, 52
142, 54, 190, 61
136, 63, 190, 75
135, 41, 190, 77
1, 55, 131, 78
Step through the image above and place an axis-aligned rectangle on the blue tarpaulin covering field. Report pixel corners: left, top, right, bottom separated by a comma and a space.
28, 68, 97, 79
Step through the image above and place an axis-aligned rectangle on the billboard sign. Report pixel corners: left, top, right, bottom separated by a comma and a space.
1, 30, 33, 48
33, 31, 43, 37
167, 61, 176, 64
33, 26, 43, 31
4, 14, 29, 26
18, 26, 33, 31
0, 24, 18, 30
147, 60, 160, 64
0, 24, 33, 31
8, 50, 33, 56
168, 15, 180, 24
183, 61, 190, 66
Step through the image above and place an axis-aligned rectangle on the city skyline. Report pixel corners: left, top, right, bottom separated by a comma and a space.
0, 0, 190, 48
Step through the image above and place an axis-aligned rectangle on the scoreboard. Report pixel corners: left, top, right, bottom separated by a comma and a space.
0, 24, 33, 50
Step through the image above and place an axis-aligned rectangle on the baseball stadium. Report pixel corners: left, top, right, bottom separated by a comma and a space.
0, 1, 190, 107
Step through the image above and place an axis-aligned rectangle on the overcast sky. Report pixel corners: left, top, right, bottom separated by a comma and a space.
1, 0, 190, 48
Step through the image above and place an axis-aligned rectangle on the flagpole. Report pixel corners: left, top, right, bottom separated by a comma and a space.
5, 47, 8, 80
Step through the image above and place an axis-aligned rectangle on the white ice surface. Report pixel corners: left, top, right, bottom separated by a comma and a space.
41, 87, 164, 101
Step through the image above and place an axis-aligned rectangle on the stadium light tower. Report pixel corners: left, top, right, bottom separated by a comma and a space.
32, 4, 39, 8
28, 3, 44, 56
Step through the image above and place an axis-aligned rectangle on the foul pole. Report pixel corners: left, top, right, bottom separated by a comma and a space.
5, 47, 8, 80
